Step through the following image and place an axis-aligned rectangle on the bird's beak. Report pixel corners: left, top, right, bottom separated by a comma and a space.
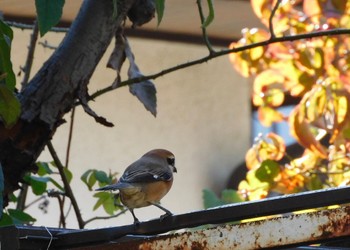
173, 166, 177, 173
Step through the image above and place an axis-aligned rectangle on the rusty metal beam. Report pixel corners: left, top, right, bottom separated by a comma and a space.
80, 205, 350, 249
53, 186, 350, 248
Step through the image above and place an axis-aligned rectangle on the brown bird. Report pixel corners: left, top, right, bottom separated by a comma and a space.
96, 149, 176, 224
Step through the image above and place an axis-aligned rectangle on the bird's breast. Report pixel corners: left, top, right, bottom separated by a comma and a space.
119, 180, 173, 209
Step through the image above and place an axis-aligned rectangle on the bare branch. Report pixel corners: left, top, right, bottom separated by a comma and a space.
6, 21, 69, 33
21, 20, 39, 88
38, 40, 58, 50
269, 0, 282, 39
47, 141, 85, 229
83, 208, 128, 227
196, 0, 215, 54
89, 28, 350, 101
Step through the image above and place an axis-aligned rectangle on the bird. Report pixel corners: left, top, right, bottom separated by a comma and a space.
96, 149, 177, 224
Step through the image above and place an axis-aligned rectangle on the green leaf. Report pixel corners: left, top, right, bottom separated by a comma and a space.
81, 169, 94, 190
36, 162, 53, 176
0, 213, 13, 226
93, 192, 114, 214
221, 189, 243, 203
48, 177, 64, 191
103, 195, 116, 215
24, 175, 49, 195
63, 167, 73, 183
0, 85, 21, 128
94, 170, 110, 184
35, 0, 65, 36
155, 0, 165, 26
202, 189, 225, 209
255, 160, 280, 183
0, 20, 16, 90
88, 171, 97, 189
8, 209, 36, 225
202, 0, 215, 28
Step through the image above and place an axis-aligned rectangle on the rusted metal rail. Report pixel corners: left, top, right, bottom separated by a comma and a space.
2, 186, 350, 249
53, 185, 350, 249
84, 205, 350, 249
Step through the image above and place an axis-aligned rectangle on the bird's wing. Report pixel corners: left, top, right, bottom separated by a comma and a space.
120, 157, 173, 183
95, 182, 132, 191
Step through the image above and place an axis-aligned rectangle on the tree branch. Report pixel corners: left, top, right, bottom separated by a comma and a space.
269, 0, 282, 39
20, 20, 39, 88
90, 28, 350, 101
83, 209, 127, 227
196, 0, 214, 54
47, 141, 85, 229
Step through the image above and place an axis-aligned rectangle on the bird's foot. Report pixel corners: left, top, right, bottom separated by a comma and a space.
160, 211, 172, 221
133, 218, 140, 227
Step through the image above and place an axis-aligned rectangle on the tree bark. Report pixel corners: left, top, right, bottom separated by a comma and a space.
0, 0, 135, 203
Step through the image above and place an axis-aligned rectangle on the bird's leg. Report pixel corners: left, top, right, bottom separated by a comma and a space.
129, 209, 140, 225
150, 202, 173, 221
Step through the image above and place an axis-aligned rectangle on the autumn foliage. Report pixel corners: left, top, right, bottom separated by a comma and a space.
229, 0, 350, 200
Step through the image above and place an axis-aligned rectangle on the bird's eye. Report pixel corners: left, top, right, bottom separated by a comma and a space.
167, 157, 175, 166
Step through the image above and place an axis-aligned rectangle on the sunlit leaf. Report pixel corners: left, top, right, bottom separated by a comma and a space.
238, 169, 269, 200
253, 69, 285, 107
255, 159, 280, 183
257, 106, 284, 127
289, 106, 327, 158
274, 168, 305, 194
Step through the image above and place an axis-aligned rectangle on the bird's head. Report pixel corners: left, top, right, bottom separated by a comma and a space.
144, 149, 177, 173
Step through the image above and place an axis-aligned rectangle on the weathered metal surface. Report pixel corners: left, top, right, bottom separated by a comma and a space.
86, 205, 350, 250
4, 187, 350, 249
54, 186, 350, 248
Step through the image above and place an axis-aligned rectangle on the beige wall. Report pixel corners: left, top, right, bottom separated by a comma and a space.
10, 28, 251, 228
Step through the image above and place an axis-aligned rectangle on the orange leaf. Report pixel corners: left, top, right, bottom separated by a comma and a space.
289, 106, 328, 158
258, 106, 284, 127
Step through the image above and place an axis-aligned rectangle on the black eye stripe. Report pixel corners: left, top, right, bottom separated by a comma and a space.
167, 157, 175, 166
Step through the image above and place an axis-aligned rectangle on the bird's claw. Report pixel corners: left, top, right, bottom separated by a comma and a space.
160, 212, 172, 221
133, 219, 140, 227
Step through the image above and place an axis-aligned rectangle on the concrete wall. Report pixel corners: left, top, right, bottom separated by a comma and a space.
10, 28, 251, 228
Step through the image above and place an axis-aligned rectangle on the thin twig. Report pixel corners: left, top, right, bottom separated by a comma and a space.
23, 195, 46, 210
196, 0, 215, 54
47, 141, 85, 229
16, 184, 29, 210
65, 108, 75, 168
269, 0, 282, 39
88, 28, 350, 101
83, 208, 128, 227
21, 20, 39, 88
38, 40, 58, 50
62, 107, 76, 224
6, 21, 69, 33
